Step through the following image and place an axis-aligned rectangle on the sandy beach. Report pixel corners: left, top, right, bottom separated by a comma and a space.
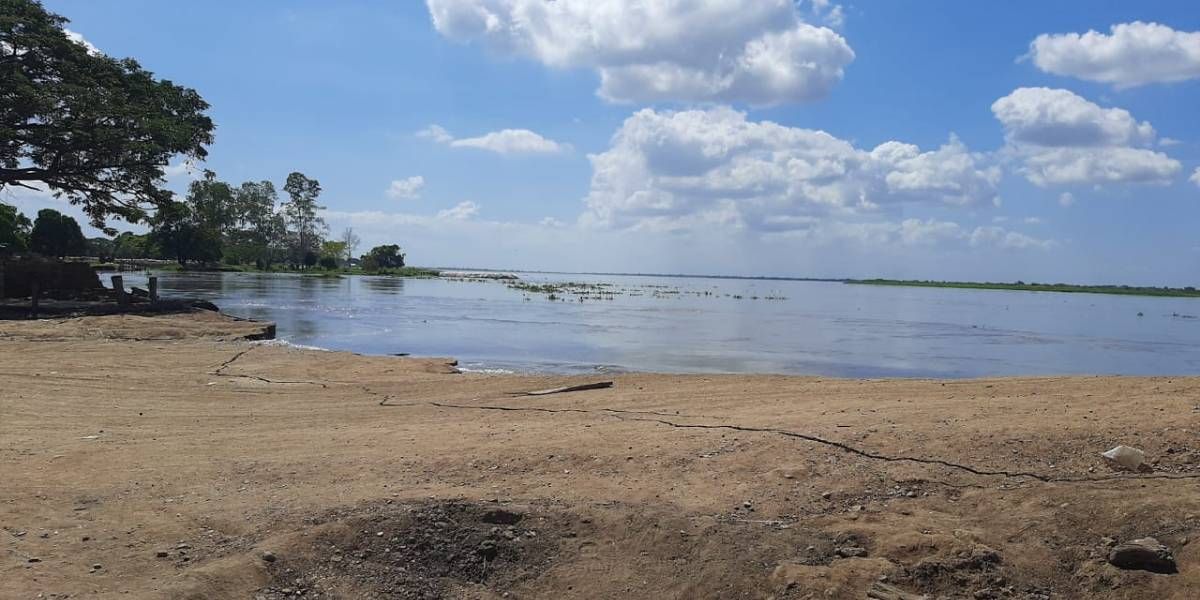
2, 312, 1198, 599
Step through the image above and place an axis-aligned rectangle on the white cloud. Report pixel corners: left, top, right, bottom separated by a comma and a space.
1020, 147, 1180, 187
992, 87, 1180, 186
1191, 167, 1200, 187
387, 176, 426, 200
418, 124, 569, 155
452, 129, 569, 154
437, 200, 480, 220
63, 28, 101, 56
582, 107, 1000, 232
805, 0, 845, 30
1029, 22, 1200, 88
968, 226, 1055, 250
425, 0, 854, 106
1058, 192, 1075, 207
416, 124, 453, 144
991, 87, 1153, 147
1024, 216, 1044, 225
1159, 137, 1183, 147
539, 217, 566, 227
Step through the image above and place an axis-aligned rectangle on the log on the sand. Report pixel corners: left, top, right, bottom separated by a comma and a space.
516, 381, 614, 396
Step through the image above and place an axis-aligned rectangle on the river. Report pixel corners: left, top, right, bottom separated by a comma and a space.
121, 271, 1200, 378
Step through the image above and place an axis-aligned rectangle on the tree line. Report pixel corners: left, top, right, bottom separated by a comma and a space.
1, 170, 407, 272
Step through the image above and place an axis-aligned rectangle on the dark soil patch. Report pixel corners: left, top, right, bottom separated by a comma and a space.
258, 500, 565, 599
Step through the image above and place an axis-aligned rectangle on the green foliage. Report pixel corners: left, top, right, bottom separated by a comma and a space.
282, 172, 326, 264
112, 231, 156, 259
0, 0, 214, 231
186, 171, 235, 232
361, 244, 405, 272
84, 236, 113, 260
0, 201, 31, 251
317, 255, 338, 270
29, 208, 85, 256
849, 279, 1200, 298
149, 201, 221, 265
320, 240, 346, 265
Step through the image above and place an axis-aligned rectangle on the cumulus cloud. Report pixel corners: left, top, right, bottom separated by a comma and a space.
425, 0, 854, 105
1058, 192, 1075, 207
1019, 147, 1181, 187
582, 107, 1000, 232
1029, 22, 1200, 88
992, 87, 1180, 186
1192, 167, 1200, 187
437, 200, 480, 220
762, 218, 1053, 251
967, 226, 1055, 250
418, 124, 568, 155
991, 87, 1153, 147
387, 176, 426, 200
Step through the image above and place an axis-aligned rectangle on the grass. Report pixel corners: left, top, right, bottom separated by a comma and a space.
847, 279, 1200, 298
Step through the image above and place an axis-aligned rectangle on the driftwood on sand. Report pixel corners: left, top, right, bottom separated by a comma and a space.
512, 381, 614, 397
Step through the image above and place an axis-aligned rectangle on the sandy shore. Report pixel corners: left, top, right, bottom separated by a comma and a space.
1, 312, 1198, 599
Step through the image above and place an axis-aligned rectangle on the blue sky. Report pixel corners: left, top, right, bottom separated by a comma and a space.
9, 1, 1200, 284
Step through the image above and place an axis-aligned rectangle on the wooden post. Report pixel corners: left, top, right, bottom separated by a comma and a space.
148, 276, 158, 303
30, 281, 39, 319
111, 275, 127, 306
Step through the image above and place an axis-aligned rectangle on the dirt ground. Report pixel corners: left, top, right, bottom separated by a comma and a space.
1, 313, 1198, 599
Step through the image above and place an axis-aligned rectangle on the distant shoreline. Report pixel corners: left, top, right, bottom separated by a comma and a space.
846, 278, 1200, 298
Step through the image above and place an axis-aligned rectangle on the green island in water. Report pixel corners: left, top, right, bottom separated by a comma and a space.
847, 279, 1200, 298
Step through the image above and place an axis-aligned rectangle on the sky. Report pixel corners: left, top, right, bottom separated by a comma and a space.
7, 1, 1200, 285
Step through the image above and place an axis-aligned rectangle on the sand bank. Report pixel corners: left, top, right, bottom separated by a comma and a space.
1, 313, 1197, 599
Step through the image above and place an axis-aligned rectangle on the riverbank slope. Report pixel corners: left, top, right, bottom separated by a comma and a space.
1, 314, 1197, 599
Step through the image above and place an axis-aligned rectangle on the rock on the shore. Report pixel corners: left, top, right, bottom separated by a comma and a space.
1107, 537, 1177, 574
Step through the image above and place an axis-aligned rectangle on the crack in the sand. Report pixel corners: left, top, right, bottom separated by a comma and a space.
425, 401, 1200, 485
210, 347, 328, 387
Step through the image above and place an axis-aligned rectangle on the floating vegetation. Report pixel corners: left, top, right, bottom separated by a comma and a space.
498, 278, 786, 303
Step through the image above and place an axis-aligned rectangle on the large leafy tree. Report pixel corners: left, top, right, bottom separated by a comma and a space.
224, 180, 284, 267
185, 170, 234, 232
149, 200, 220, 265
28, 207, 84, 256
0, 201, 31, 251
281, 171, 325, 265
361, 244, 405, 271
0, 0, 214, 231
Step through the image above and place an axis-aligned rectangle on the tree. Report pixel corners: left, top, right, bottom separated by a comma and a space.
281, 172, 325, 266
84, 236, 113, 261
320, 240, 346, 267
339, 227, 360, 264
0, 0, 214, 231
185, 171, 235, 233
0, 202, 32, 252
112, 231, 157, 259
29, 208, 85, 257
149, 201, 221, 265
226, 180, 284, 267
361, 244, 405, 272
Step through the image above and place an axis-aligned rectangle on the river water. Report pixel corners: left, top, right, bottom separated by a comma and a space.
121, 271, 1200, 378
